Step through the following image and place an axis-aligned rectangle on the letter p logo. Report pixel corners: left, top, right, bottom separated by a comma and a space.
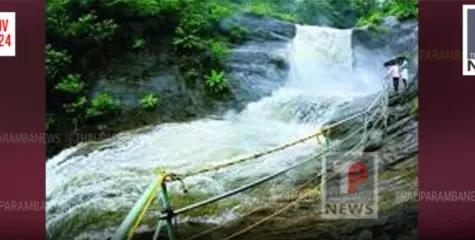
340, 161, 368, 195
322, 152, 378, 219
347, 162, 368, 194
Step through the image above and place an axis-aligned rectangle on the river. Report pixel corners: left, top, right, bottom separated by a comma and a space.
46, 25, 387, 239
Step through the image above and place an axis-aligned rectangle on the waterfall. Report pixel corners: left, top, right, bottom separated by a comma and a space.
46, 25, 384, 239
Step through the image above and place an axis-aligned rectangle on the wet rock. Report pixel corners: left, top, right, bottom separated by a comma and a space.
364, 129, 384, 151
92, 15, 294, 123
320, 20, 419, 240
358, 229, 373, 240
225, 42, 290, 106
333, 133, 362, 152
90, 66, 207, 125
219, 13, 296, 41
352, 17, 418, 82
377, 234, 392, 240
324, 70, 418, 163
382, 121, 418, 164
382, 16, 400, 29
385, 116, 413, 136
334, 203, 418, 240
387, 105, 411, 124
375, 215, 390, 226
342, 221, 360, 234
268, 50, 289, 70
322, 93, 381, 140
93, 69, 181, 111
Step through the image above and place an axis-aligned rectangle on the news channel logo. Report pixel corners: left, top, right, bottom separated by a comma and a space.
464, 5, 475, 75
321, 152, 378, 219
0, 12, 15, 57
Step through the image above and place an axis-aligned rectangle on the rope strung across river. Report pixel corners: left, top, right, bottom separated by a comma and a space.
124, 109, 380, 239
160, 90, 386, 182
113, 88, 390, 240
157, 125, 366, 220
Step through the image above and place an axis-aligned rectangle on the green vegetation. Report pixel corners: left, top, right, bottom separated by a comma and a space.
86, 92, 120, 118
410, 97, 419, 119
293, 0, 384, 28
356, 0, 418, 29
245, 2, 298, 23
205, 69, 229, 93
139, 92, 159, 110
244, 0, 419, 29
46, 0, 231, 155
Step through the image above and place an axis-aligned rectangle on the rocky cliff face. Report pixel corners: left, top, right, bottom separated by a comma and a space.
91, 13, 297, 126
326, 16, 418, 164
91, 15, 419, 128
321, 16, 419, 240
352, 16, 419, 69
221, 14, 296, 108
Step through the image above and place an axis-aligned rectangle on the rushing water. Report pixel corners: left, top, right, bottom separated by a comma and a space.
46, 25, 385, 239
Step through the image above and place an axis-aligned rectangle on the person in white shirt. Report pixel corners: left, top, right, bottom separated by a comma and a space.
399, 57, 409, 89
386, 63, 401, 92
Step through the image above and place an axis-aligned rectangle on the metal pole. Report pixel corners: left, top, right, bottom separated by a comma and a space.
160, 183, 177, 240
320, 134, 330, 214
152, 218, 164, 240
362, 113, 369, 146
112, 178, 160, 240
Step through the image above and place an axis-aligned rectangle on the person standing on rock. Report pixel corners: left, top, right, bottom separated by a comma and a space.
399, 56, 409, 90
385, 61, 401, 93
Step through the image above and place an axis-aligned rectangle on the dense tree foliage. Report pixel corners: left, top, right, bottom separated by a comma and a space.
355, 0, 418, 29
46, 0, 418, 156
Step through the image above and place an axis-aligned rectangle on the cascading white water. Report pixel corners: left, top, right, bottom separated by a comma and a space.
287, 25, 382, 97
46, 25, 384, 239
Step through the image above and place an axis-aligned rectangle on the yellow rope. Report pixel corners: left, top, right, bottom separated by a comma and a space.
180, 128, 329, 179
123, 126, 329, 240
126, 186, 158, 240
119, 91, 388, 239
126, 172, 172, 240
150, 124, 335, 184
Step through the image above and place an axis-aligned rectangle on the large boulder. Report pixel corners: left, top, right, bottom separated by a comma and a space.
352, 17, 418, 56
219, 13, 297, 41
224, 41, 290, 107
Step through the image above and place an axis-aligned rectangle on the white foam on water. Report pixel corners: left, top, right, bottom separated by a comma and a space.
46, 25, 385, 239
